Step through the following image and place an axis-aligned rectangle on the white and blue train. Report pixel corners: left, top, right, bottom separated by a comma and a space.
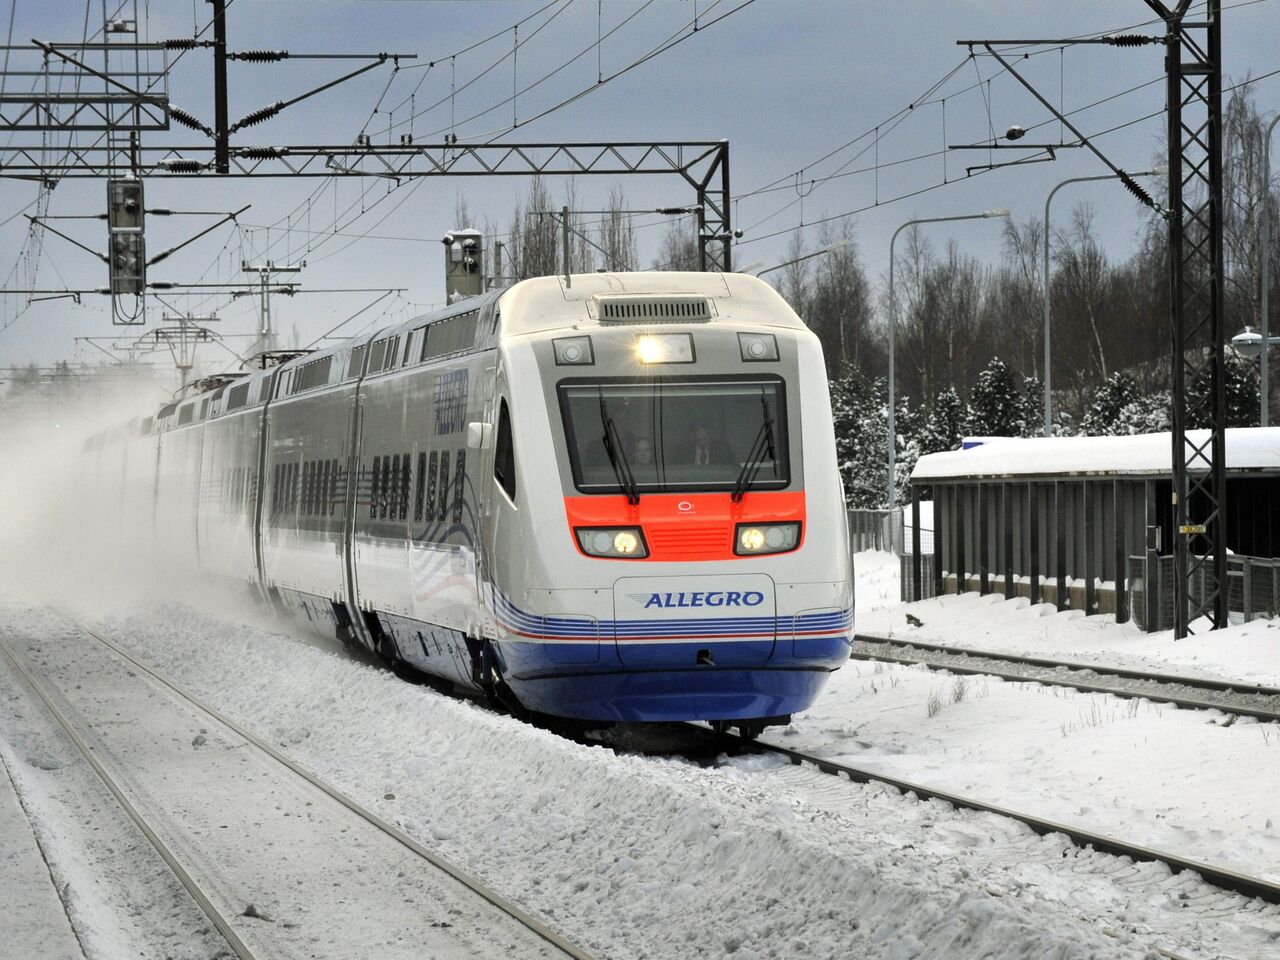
90, 272, 853, 733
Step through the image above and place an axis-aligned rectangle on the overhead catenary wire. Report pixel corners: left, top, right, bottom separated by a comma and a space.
738, 64, 1280, 250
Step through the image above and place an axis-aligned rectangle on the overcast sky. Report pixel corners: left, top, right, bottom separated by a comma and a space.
2, 0, 1278, 382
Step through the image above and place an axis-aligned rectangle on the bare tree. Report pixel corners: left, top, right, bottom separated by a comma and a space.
778, 229, 810, 318
989, 216, 1045, 377
597, 184, 638, 271
1052, 203, 1112, 386
1223, 83, 1272, 330
509, 176, 558, 279
809, 219, 875, 373
651, 215, 699, 271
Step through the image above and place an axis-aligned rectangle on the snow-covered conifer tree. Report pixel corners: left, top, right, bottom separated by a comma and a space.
964, 358, 1025, 437
1081, 372, 1141, 435
919, 387, 965, 454
829, 364, 890, 508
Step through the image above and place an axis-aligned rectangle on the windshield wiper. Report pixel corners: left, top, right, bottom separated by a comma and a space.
731, 390, 777, 503
598, 391, 640, 505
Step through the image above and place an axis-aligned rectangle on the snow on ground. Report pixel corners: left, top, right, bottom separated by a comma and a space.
15, 598, 1275, 960
0, 650, 231, 960
4, 619, 566, 959
855, 549, 1280, 688
769, 551, 1280, 885
2, 547, 1279, 957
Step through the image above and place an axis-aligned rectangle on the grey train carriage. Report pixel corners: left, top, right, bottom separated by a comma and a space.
96, 272, 854, 730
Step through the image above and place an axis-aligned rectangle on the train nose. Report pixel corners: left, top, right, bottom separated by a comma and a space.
611, 574, 776, 666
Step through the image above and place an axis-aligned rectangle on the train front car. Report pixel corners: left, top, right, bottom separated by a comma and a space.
486, 272, 852, 730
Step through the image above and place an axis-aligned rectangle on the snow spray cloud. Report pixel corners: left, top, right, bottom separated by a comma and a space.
0, 369, 210, 617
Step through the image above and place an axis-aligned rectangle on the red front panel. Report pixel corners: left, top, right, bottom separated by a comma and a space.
564, 491, 806, 561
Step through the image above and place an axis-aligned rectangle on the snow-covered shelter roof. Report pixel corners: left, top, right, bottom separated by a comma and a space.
911, 427, 1280, 481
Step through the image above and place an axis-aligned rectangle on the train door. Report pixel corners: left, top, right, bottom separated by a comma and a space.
469, 358, 500, 641
343, 383, 376, 652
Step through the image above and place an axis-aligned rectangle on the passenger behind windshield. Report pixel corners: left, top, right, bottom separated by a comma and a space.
674, 422, 733, 469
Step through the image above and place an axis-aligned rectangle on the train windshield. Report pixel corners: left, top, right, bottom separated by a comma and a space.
558, 378, 789, 494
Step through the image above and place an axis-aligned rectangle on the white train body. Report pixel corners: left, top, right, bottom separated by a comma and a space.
92, 272, 853, 725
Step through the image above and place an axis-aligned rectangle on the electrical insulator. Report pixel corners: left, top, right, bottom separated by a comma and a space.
110, 233, 146, 295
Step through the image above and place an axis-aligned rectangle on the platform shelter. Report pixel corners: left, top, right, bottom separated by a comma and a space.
906, 428, 1280, 630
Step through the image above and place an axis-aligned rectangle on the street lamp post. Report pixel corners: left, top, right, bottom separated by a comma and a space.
1261, 113, 1279, 426
1042, 169, 1163, 436
887, 209, 1009, 506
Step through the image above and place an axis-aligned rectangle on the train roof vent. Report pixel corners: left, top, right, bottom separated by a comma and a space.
592, 294, 715, 324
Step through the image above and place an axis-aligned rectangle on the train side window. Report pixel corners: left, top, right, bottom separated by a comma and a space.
452, 451, 466, 523
493, 399, 516, 502
437, 451, 450, 522
369, 457, 380, 519
347, 344, 366, 379
413, 452, 427, 523
380, 455, 392, 520
425, 452, 439, 526
386, 455, 396, 522
399, 452, 411, 520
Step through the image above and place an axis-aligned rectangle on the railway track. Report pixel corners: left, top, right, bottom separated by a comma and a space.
0, 623, 596, 960
852, 633, 1280, 722
693, 725, 1280, 908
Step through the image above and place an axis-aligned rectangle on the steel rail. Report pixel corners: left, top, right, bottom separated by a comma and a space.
852, 633, 1280, 721
74, 623, 597, 960
706, 727, 1280, 906
0, 634, 259, 960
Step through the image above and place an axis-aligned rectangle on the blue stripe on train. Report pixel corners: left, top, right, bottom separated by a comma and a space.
492, 591, 851, 640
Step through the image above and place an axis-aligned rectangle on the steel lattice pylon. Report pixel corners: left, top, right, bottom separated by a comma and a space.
1148, 0, 1227, 636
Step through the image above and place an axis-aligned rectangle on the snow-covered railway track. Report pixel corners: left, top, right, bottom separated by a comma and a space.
707, 726, 1280, 907
852, 633, 1280, 721
0, 621, 595, 960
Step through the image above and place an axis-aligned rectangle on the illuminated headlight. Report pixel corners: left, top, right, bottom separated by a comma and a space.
738, 332, 779, 362
635, 332, 694, 364
575, 526, 649, 559
734, 522, 801, 556
553, 336, 594, 365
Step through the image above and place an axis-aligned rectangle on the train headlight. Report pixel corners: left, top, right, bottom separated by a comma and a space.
734, 522, 800, 555
575, 526, 649, 559
554, 336, 594, 365
634, 332, 694, 364
738, 332, 779, 362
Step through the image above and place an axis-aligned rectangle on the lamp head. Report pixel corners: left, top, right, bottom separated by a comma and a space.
982, 208, 1012, 219
1005, 125, 1027, 141
1232, 326, 1263, 359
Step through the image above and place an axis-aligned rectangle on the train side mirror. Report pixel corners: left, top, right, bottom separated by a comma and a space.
467, 421, 493, 450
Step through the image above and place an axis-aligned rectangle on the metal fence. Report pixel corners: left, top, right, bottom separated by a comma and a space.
1129, 553, 1279, 631
899, 553, 938, 602
846, 508, 903, 554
